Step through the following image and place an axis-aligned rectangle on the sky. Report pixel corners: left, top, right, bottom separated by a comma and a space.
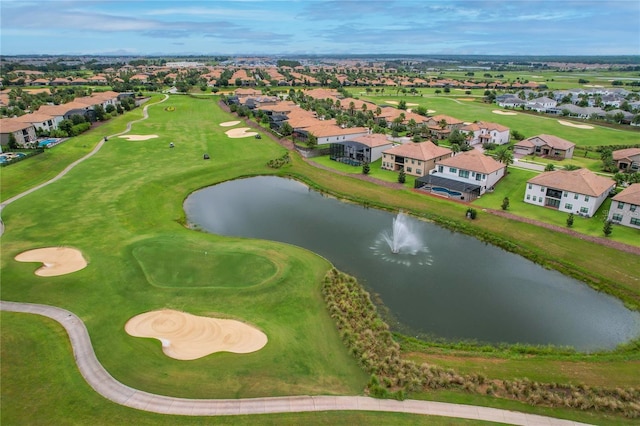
1, 0, 639, 57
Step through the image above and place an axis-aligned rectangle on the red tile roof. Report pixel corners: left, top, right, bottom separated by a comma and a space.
383, 141, 452, 161
437, 149, 506, 174
527, 169, 615, 196
612, 183, 640, 205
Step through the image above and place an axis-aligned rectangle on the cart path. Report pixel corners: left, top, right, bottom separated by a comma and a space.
0, 95, 169, 235
0, 301, 591, 425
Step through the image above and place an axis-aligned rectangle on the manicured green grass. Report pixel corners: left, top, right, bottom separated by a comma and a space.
2, 94, 639, 423
0, 312, 494, 426
131, 237, 278, 289
0, 95, 367, 399
359, 94, 640, 146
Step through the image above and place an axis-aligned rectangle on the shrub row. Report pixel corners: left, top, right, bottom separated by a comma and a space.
322, 268, 640, 417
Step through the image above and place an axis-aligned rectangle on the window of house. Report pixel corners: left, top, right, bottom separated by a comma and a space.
528, 184, 532, 189
584, 196, 590, 202
565, 203, 573, 210
459, 170, 469, 178
617, 202, 624, 209
574, 194, 578, 199
527, 195, 531, 200
417, 161, 421, 165
631, 218, 640, 226
541, 187, 544, 192
416, 169, 421, 175
476, 174, 483, 181
438, 165, 443, 173
612, 213, 623, 222
563, 192, 567, 197
533, 196, 537, 202
449, 167, 457, 173
631, 205, 637, 212
580, 207, 589, 214
406, 167, 412, 173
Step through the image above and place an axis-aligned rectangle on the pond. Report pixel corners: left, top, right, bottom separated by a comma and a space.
184, 176, 640, 352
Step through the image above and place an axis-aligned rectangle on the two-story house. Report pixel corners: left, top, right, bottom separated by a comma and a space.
524, 168, 615, 217
381, 141, 452, 178
608, 184, 640, 229
460, 121, 511, 146
416, 149, 506, 201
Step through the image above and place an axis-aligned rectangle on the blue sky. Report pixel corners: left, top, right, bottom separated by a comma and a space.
2, 0, 639, 56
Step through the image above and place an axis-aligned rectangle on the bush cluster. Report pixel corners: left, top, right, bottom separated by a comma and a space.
322, 268, 640, 417
266, 152, 290, 168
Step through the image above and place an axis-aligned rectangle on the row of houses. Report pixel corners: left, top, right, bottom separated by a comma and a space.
0, 91, 126, 147
234, 88, 639, 229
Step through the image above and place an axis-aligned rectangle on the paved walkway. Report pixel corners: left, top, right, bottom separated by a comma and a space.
0, 301, 591, 425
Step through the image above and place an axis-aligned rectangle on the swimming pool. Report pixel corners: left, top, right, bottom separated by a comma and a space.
38, 138, 58, 148
432, 187, 462, 197
0, 152, 26, 164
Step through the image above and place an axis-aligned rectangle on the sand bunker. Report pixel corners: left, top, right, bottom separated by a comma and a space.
126, 309, 267, 360
220, 121, 241, 127
457, 98, 475, 101
15, 247, 87, 277
384, 101, 418, 106
118, 134, 159, 141
225, 127, 258, 138
558, 120, 594, 129
492, 110, 518, 116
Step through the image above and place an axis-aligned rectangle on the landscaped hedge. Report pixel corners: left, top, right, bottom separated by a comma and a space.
322, 268, 640, 417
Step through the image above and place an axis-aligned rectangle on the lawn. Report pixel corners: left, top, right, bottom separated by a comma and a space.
0, 94, 367, 399
2, 94, 639, 424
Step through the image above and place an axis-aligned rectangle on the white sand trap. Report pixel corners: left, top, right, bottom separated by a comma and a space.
457, 98, 475, 101
558, 120, 594, 129
15, 247, 87, 277
225, 127, 258, 138
385, 101, 399, 105
406, 102, 419, 106
220, 121, 241, 127
118, 134, 159, 141
125, 309, 268, 360
427, 109, 436, 114
492, 110, 518, 116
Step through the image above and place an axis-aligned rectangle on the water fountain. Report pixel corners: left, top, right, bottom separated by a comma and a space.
382, 212, 424, 254
370, 212, 432, 266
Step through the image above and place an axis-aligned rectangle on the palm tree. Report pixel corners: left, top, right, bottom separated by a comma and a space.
495, 146, 514, 170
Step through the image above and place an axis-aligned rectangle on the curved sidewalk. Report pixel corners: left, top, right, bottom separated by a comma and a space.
0, 301, 590, 425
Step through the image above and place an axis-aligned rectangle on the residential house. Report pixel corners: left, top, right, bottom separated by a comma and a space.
0, 118, 37, 147
296, 122, 368, 146
381, 141, 452, 177
424, 114, 464, 140
329, 133, 394, 165
612, 148, 640, 172
513, 134, 575, 159
416, 149, 506, 201
460, 121, 510, 145
524, 169, 615, 217
608, 184, 640, 229
13, 112, 61, 133
496, 95, 526, 109
525, 96, 557, 112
